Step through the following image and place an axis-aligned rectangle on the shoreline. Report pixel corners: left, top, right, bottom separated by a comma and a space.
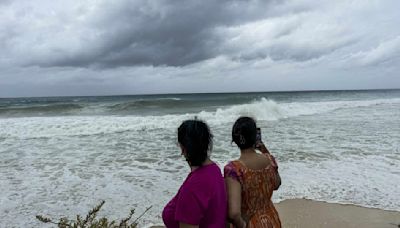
149, 199, 400, 228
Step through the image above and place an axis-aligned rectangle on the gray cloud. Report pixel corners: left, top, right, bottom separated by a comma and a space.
4, 0, 396, 69
0, 0, 399, 97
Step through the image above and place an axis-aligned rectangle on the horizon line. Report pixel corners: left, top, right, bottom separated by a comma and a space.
1, 87, 399, 99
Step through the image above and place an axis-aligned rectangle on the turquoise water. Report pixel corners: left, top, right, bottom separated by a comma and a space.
0, 89, 399, 226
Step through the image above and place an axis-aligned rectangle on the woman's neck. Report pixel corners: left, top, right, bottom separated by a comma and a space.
190, 158, 213, 171
240, 147, 256, 155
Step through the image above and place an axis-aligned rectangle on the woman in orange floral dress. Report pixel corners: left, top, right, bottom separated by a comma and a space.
224, 117, 281, 228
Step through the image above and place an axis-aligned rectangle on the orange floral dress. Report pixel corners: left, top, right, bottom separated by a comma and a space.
224, 154, 281, 228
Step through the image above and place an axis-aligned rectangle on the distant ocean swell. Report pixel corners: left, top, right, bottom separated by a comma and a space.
1, 96, 397, 117
0, 103, 83, 115
1, 97, 399, 139
0, 97, 185, 116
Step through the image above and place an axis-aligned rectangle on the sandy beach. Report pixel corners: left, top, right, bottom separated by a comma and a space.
276, 199, 400, 228
150, 199, 400, 228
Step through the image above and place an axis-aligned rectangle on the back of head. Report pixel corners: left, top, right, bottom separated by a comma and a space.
178, 119, 213, 166
232, 116, 257, 150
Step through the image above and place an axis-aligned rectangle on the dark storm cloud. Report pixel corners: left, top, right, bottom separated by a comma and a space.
1, 0, 400, 97
30, 0, 281, 68
2, 0, 367, 69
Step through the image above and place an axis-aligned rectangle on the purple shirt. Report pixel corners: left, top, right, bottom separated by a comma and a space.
162, 163, 227, 228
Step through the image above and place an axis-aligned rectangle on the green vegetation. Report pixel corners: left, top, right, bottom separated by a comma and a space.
36, 200, 152, 228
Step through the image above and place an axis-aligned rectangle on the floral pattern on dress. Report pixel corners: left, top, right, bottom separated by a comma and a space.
224, 153, 281, 228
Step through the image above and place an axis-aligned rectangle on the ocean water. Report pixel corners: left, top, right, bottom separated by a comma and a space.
0, 89, 399, 227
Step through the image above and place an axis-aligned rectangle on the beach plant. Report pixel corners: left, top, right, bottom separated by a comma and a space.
36, 200, 152, 228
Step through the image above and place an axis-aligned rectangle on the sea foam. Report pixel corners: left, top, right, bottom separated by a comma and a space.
0, 96, 399, 227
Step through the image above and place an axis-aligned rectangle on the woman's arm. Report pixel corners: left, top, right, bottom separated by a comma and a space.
257, 141, 272, 155
274, 170, 281, 190
225, 176, 246, 228
179, 223, 198, 228
257, 142, 281, 190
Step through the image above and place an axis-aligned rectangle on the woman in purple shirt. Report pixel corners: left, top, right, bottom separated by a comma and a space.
162, 120, 227, 228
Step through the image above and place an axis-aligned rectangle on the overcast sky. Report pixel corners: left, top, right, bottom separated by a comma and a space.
0, 0, 399, 97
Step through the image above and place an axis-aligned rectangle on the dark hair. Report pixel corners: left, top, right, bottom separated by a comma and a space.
232, 116, 257, 150
178, 119, 213, 166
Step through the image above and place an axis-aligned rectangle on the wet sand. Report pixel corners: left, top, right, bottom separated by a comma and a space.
150, 199, 400, 228
276, 199, 400, 228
